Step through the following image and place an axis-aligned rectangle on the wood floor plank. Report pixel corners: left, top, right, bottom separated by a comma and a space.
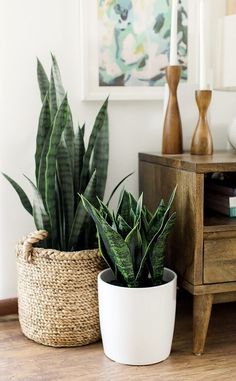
0, 296, 236, 381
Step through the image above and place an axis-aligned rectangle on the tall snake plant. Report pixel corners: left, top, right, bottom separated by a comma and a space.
81, 187, 177, 288
2, 55, 112, 251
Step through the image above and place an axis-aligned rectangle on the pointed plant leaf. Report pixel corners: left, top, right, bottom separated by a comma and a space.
74, 125, 85, 198
63, 105, 75, 170
125, 222, 143, 276
134, 193, 143, 224
37, 129, 51, 206
149, 212, 176, 285
35, 94, 51, 184
45, 94, 68, 245
143, 204, 153, 223
81, 195, 137, 287
37, 58, 49, 103
148, 185, 177, 239
81, 123, 85, 137
49, 71, 58, 121
79, 97, 108, 193
148, 199, 166, 238
136, 212, 176, 283
117, 190, 134, 227
2, 173, 33, 216
49, 55, 65, 121
51, 54, 65, 105
24, 175, 51, 240
97, 230, 115, 274
116, 214, 132, 238
106, 171, 134, 207
57, 137, 74, 247
55, 170, 65, 251
91, 111, 109, 200
49, 54, 65, 118
98, 198, 114, 225
68, 171, 97, 250
97, 232, 126, 286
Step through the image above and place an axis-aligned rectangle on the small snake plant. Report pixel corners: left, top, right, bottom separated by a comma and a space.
2, 55, 115, 251
81, 187, 177, 288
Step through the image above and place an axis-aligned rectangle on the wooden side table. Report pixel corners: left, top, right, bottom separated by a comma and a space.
139, 151, 236, 355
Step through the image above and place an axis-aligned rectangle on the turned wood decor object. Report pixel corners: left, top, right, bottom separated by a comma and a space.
191, 90, 213, 155
162, 65, 183, 154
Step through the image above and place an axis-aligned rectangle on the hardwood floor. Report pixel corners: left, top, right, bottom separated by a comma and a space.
0, 294, 236, 381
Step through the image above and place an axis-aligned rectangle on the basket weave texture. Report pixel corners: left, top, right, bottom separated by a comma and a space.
16, 230, 105, 347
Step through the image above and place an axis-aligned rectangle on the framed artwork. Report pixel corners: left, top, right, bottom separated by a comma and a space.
80, 0, 198, 100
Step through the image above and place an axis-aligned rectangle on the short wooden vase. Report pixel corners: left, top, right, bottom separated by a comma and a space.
191, 90, 213, 155
162, 65, 183, 155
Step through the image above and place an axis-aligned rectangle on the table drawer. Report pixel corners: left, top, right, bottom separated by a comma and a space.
204, 238, 236, 284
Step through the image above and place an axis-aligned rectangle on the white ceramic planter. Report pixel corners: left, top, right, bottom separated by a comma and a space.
98, 268, 177, 365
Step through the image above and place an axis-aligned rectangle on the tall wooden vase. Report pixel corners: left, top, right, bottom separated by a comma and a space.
191, 90, 213, 155
162, 65, 183, 154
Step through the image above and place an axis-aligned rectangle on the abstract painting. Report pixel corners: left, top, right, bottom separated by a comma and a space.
98, 0, 188, 88
81, 0, 195, 100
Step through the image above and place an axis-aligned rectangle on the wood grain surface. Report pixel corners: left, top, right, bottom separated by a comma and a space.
227, 0, 236, 15
0, 298, 18, 316
139, 151, 236, 354
0, 296, 236, 381
139, 160, 203, 285
191, 91, 213, 156
204, 238, 236, 283
162, 65, 183, 154
139, 151, 236, 173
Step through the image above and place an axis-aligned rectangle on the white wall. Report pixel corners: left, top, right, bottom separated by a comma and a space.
0, 0, 234, 299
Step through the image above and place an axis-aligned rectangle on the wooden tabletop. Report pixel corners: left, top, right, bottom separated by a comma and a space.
139, 151, 236, 173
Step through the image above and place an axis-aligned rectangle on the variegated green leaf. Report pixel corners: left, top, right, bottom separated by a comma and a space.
134, 193, 143, 224
136, 211, 176, 283
45, 95, 68, 245
97, 231, 115, 274
117, 190, 134, 227
91, 111, 109, 200
79, 97, 108, 193
57, 137, 74, 247
81, 123, 85, 137
35, 94, 51, 184
81, 195, 137, 287
2, 173, 32, 215
55, 170, 65, 250
98, 198, 113, 225
63, 105, 74, 170
149, 212, 176, 285
147, 199, 166, 238
148, 185, 177, 239
106, 171, 133, 207
125, 222, 143, 276
37, 58, 49, 103
37, 129, 51, 206
142, 205, 153, 224
97, 232, 126, 286
49, 54, 65, 121
68, 171, 97, 250
74, 126, 85, 203
24, 175, 51, 242
116, 214, 131, 238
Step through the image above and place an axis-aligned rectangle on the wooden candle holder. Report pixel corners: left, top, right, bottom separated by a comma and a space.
162, 65, 183, 154
191, 90, 213, 155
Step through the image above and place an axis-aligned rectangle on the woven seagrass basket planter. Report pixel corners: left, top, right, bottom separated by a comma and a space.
16, 230, 105, 347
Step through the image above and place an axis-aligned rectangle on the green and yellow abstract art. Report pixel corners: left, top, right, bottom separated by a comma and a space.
98, 0, 188, 87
